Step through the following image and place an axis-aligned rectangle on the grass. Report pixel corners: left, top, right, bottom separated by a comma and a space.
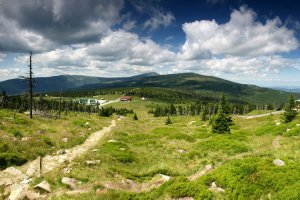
2, 97, 300, 199
0, 109, 110, 169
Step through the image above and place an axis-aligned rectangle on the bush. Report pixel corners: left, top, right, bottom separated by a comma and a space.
101, 142, 135, 163
11, 129, 23, 138
165, 115, 172, 125
168, 133, 196, 142
133, 113, 138, 120
0, 153, 27, 169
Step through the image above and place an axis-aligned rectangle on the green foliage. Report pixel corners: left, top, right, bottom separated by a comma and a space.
201, 158, 300, 200
101, 141, 135, 163
196, 136, 249, 155
11, 128, 23, 138
283, 95, 297, 123
133, 113, 138, 120
0, 152, 27, 170
165, 115, 172, 125
212, 94, 232, 134
167, 133, 196, 142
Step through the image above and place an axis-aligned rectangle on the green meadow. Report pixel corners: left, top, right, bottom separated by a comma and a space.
1, 97, 300, 199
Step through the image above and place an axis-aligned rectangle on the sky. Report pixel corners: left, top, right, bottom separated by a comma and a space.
0, 0, 300, 88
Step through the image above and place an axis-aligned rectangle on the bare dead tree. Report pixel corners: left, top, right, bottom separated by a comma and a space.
20, 51, 34, 119
29, 51, 33, 119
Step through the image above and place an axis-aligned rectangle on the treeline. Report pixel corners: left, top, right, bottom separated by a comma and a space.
149, 102, 276, 119
49, 88, 133, 97
0, 94, 133, 118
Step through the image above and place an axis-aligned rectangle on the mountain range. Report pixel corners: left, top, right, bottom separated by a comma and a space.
0, 72, 298, 104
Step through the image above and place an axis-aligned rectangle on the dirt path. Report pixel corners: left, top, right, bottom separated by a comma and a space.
0, 120, 116, 196
235, 111, 283, 119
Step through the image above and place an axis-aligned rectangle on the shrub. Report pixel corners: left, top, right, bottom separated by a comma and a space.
165, 115, 172, 125
0, 153, 27, 169
168, 133, 196, 142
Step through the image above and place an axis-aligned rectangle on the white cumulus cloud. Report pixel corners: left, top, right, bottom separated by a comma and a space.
179, 6, 298, 60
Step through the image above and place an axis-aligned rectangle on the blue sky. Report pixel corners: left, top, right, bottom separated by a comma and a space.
0, 0, 300, 88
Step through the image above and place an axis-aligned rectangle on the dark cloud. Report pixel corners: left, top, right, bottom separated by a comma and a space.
0, 0, 124, 52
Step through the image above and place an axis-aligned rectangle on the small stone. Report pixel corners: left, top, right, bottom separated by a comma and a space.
92, 149, 99, 152
84, 122, 89, 126
57, 149, 66, 155
20, 178, 31, 184
88, 128, 92, 131
37, 129, 46, 134
188, 121, 196, 125
26, 164, 36, 177
287, 128, 292, 132
2, 135, 9, 139
119, 147, 126, 151
62, 138, 68, 143
176, 149, 186, 153
297, 124, 300, 127
61, 177, 78, 190
159, 174, 171, 181
275, 122, 280, 126
21, 137, 30, 142
34, 180, 51, 193
210, 182, 225, 193
86, 160, 101, 165
274, 159, 285, 166
62, 167, 71, 174
108, 139, 118, 143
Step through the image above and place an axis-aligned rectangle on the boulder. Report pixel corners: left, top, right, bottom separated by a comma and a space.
8, 184, 28, 200
25, 190, 41, 200
159, 174, 171, 181
62, 138, 68, 143
210, 182, 225, 193
26, 164, 36, 177
273, 159, 285, 166
34, 180, 51, 193
61, 177, 78, 190
4, 167, 24, 176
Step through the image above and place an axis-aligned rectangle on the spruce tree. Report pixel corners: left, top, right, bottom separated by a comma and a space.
133, 113, 138, 120
212, 94, 231, 134
165, 115, 172, 125
283, 95, 297, 123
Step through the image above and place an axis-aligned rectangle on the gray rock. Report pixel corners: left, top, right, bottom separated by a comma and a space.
210, 182, 225, 193
4, 167, 24, 176
108, 139, 118, 143
62, 138, 68, 143
274, 159, 285, 166
21, 137, 30, 142
8, 184, 28, 200
26, 164, 36, 177
86, 160, 101, 165
34, 180, 51, 193
61, 177, 78, 190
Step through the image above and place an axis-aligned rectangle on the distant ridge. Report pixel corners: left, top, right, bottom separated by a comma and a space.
0, 72, 298, 104
0, 72, 159, 95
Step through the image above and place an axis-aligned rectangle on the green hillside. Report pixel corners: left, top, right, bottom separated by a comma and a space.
0, 72, 298, 104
